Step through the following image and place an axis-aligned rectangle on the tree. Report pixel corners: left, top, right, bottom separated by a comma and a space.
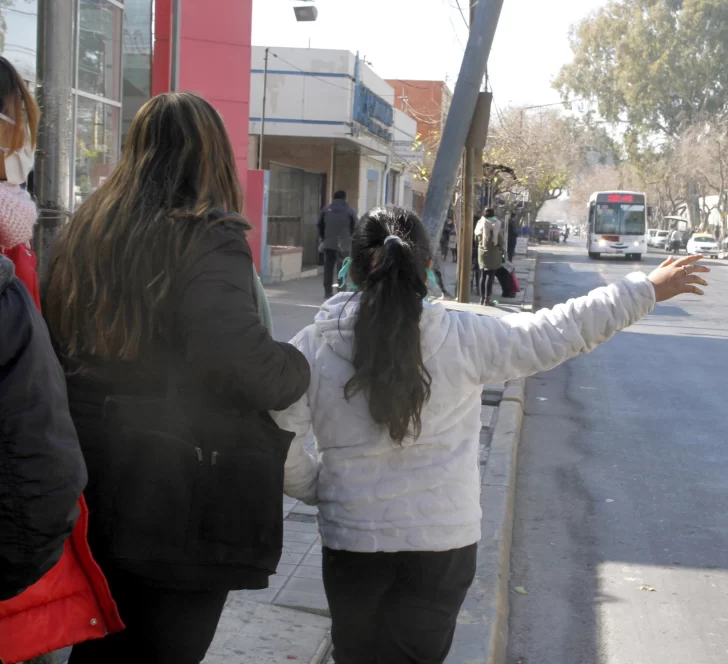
484, 107, 581, 219
677, 117, 728, 235
556, 0, 728, 148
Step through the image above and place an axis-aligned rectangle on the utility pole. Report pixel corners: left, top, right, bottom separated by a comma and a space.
33, 0, 74, 274
456, 1, 478, 303
421, 0, 504, 258
170, 0, 182, 91
258, 48, 270, 170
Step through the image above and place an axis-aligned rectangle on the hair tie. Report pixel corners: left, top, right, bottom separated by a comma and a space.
384, 235, 403, 247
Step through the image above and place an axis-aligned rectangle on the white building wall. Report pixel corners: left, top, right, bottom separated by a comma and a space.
250, 47, 355, 139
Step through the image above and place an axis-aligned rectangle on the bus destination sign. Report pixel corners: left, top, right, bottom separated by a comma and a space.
597, 193, 645, 205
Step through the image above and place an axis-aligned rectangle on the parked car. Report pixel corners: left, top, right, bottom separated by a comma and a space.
548, 225, 561, 243
647, 229, 670, 248
686, 233, 720, 259
534, 221, 550, 243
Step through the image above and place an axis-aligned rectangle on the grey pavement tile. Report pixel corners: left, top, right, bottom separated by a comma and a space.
283, 575, 327, 596
283, 519, 320, 533
283, 529, 319, 544
203, 596, 331, 664
282, 539, 315, 554
273, 562, 296, 577
302, 552, 324, 567
244, 587, 279, 603
293, 564, 323, 580
291, 503, 319, 516
279, 551, 306, 566
268, 574, 287, 589
275, 589, 330, 616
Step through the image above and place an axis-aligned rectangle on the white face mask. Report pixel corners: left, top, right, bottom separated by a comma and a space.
0, 111, 34, 185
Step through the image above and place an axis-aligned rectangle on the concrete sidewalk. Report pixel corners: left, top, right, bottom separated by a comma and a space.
203, 240, 537, 664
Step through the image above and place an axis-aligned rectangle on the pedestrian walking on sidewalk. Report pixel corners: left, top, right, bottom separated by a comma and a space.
319, 190, 358, 299
475, 207, 504, 306
44, 92, 310, 664
273, 205, 708, 664
507, 212, 519, 262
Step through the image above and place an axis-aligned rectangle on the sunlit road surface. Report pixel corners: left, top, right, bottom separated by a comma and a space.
507, 243, 728, 664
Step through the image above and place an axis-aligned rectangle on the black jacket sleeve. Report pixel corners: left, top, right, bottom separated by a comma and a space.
176, 223, 310, 412
317, 208, 326, 240
0, 279, 86, 601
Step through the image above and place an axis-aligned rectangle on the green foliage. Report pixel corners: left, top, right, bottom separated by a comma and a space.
556, 0, 728, 145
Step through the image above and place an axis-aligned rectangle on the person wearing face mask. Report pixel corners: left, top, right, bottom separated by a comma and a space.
0, 57, 41, 309
0, 56, 123, 664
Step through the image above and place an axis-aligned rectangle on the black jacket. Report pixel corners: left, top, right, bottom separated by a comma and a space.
318, 199, 357, 252
0, 256, 86, 600
54, 222, 311, 591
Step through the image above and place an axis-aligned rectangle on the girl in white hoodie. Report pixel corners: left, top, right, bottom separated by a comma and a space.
273, 206, 708, 664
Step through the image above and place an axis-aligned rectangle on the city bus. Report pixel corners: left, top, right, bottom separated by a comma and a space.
586, 191, 648, 260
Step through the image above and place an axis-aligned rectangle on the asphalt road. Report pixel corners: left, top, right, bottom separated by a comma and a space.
507, 243, 728, 664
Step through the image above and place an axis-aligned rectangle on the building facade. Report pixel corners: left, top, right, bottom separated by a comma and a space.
387, 80, 453, 214
249, 47, 422, 271
1, 0, 262, 263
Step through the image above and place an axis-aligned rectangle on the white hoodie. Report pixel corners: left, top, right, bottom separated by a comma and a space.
272, 274, 656, 553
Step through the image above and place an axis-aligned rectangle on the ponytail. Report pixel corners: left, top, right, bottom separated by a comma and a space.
344, 207, 432, 444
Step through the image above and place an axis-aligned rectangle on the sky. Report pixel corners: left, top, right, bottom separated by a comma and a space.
252, 0, 609, 109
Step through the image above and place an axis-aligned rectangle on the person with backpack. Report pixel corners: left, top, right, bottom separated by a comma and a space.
475, 207, 504, 306
273, 205, 708, 664
44, 92, 310, 664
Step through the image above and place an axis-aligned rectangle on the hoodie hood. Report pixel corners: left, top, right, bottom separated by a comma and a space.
314, 292, 452, 364
0, 254, 15, 295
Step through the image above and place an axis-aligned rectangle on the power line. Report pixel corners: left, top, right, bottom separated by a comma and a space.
452, 0, 469, 28
440, 0, 465, 52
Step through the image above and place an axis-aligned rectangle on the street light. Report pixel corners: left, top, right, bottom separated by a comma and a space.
259, 3, 319, 168
294, 0, 318, 22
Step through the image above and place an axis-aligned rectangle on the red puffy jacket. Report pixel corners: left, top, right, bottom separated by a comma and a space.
0, 498, 124, 663
0, 244, 124, 663
1, 242, 40, 310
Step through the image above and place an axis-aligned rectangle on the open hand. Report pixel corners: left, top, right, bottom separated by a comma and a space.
649, 255, 710, 302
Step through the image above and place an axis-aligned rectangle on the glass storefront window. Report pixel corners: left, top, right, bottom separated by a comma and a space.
78, 0, 123, 101
74, 96, 119, 206
122, 0, 152, 145
0, 0, 38, 88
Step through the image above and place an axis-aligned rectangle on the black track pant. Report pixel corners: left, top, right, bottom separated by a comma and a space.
323, 544, 477, 664
479, 269, 497, 298
69, 569, 228, 664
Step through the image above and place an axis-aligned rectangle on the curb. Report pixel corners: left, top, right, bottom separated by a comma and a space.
311, 632, 332, 664
447, 249, 538, 664
446, 380, 525, 664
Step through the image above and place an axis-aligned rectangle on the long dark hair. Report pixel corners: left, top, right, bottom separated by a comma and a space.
0, 56, 39, 154
344, 206, 432, 444
45, 92, 245, 360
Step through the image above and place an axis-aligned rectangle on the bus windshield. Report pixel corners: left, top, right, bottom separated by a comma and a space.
595, 203, 646, 235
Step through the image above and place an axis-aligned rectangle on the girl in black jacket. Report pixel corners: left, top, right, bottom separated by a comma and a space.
0, 255, 85, 601
44, 93, 310, 664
